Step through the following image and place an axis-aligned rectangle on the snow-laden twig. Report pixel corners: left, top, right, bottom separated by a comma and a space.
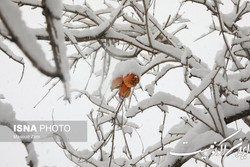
0, 39, 25, 83
0, 0, 57, 77
183, 68, 221, 109
42, 0, 71, 101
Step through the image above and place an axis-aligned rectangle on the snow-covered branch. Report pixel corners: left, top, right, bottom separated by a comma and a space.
42, 0, 70, 100
0, 100, 38, 167
0, 0, 57, 77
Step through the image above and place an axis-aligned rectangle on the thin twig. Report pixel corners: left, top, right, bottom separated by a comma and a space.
108, 93, 127, 167
142, 0, 152, 46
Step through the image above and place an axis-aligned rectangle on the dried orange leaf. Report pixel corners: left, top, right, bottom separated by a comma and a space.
111, 77, 123, 90
123, 73, 140, 88
119, 84, 131, 98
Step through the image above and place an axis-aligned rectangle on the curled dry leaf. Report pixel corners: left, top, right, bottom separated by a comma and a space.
111, 77, 123, 91
119, 84, 131, 98
123, 74, 140, 88
111, 73, 140, 98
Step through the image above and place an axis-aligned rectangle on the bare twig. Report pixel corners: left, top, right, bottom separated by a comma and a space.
142, 0, 152, 46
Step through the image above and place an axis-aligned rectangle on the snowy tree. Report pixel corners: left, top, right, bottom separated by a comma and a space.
0, 0, 250, 167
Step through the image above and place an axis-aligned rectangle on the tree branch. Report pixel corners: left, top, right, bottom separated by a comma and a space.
224, 109, 250, 124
